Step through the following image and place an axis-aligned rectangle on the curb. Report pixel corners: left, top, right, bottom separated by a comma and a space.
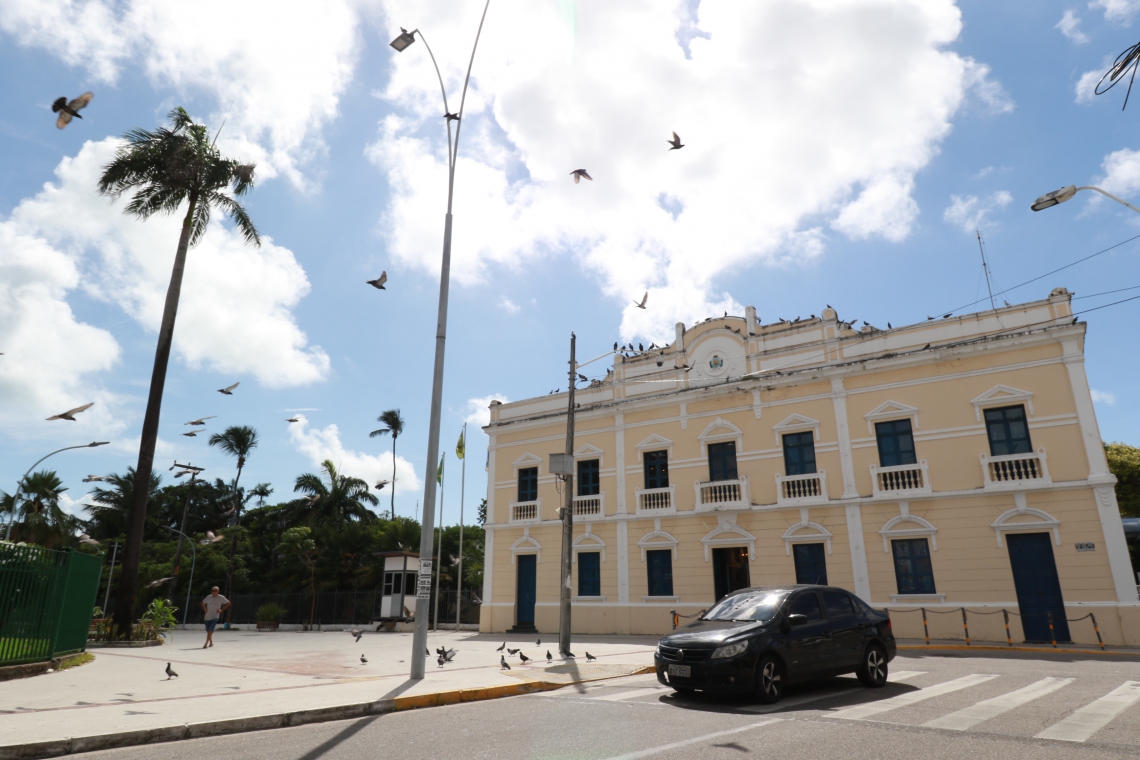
0, 666, 654, 760
0, 654, 94, 683
898, 644, 1140, 656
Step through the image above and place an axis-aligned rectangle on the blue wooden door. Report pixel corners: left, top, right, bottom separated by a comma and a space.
1007, 533, 1070, 642
793, 543, 828, 585
516, 554, 537, 626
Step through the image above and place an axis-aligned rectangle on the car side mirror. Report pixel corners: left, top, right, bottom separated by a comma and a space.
785, 613, 808, 627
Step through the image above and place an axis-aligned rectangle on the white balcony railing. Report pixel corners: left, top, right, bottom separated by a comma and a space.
871, 460, 932, 498
776, 470, 829, 506
636, 485, 675, 515
694, 477, 751, 511
509, 499, 541, 524
573, 494, 603, 519
981, 449, 1051, 491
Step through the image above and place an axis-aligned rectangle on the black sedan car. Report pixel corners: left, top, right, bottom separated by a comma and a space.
654, 585, 896, 704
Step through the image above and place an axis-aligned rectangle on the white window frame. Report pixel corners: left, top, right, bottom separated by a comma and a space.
863, 400, 920, 436
971, 384, 1034, 422
772, 413, 820, 447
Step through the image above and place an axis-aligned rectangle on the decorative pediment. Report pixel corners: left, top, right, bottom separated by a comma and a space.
698, 417, 743, 441
700, 521, 757, 562
572, 530, 606, 563
781, 510, 833, 556
991, 507, 1060, 548
573, 443, 605, 468
510, 533, 542, 564
864, 400, 920, 435
879, 514, 938, 553
637, 530, 678, 561
772, 413, 820, 445
971, 385, 1034, 421
636, 433, 674, 451
512, 452, 543, 474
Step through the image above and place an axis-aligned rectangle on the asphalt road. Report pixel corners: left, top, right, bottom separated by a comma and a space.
77, 651, 1140, 759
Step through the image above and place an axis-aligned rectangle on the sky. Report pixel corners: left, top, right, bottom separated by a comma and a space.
4, 0, 1140, 526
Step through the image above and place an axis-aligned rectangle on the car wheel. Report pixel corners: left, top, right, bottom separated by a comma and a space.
856, 643, 888, 688
755, 655, 784, 704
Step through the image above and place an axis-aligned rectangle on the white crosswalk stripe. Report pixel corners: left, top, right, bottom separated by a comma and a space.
888, 671, 925, 683
922, 677, 1074, 731
591, 687, 669, 702
1035, 681, 1140, 743
831, 673, 1000, 721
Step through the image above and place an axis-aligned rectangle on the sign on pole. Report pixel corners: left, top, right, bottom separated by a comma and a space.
417, 559, 434, 599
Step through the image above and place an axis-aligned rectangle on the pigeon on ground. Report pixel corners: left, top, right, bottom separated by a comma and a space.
46, 402, 93, 421
350, 629, 363, 642
218, 382, 239, 395
165, 663, 178, 679
443, 112, 460, 122
507, 648, 519, 655
570, 169, 592, 184
562, 651, 576, 658
667, 131, 684, 150
444, 648, 456, 662
184, 416, 216, 426
586, 652, 596, 662
437, 654, 446, 667
496, 642, 506, 652
360, 654, 368, 664
53, 92, 93, 129
286, 417, 300, 423
519, 652, 530, 664
546, 650, 552, 663
536, 638, 541, 646
183, 428, 206, 437
426, 648, 430, 656
501, 655, 511, 670
634, 292, 648, 309
367, 272, 387, 290
374, 480, 389, 491
146, 577, 173, 588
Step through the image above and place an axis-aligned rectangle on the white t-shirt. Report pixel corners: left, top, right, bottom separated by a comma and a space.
202, 594, 230, 620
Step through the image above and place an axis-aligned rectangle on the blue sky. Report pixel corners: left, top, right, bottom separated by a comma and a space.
4, 0, 1140, 526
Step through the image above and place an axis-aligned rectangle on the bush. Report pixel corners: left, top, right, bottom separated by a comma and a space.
141, 598, 179, 639
256, 602, 286, 623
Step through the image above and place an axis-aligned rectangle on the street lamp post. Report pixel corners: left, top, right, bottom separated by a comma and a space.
1031, 185, 1140, 215
388, 0, 493, 681
166, 463, 204, 606
4, 441, 110, 541
165, 526, 196, 628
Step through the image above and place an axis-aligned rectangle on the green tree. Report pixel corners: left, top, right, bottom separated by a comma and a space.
370, 409, 405, 519
477, 497, 487, 525
99, 106, 260, 638
9, 470, 76, 548
289, 460, 378, 528
1106, 442, 1140, 518
209, 425, 260, 609
278, 527, 318, 626
84, 468, 162, 540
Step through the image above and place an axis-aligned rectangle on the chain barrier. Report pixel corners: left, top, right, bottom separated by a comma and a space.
669, 608, 707, 630
885, 606, 1107, 649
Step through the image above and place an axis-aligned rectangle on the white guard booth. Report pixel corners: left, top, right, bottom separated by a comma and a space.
377, 551, 419, 622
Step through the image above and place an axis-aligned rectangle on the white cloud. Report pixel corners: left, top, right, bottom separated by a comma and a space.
973, 166, 994, 180
288, 419, 421, 505
1057, 10, 1090, 43
1091, 389, 1117, 405
942, 191, 1013, 232
1076, 58, 1113, 103
0, 0, 364, 186
59, 492, 95, 518
369, 0, 1004, 343
465, 394, 509, 429
1096, 147, 1140, 198
1090, 0, 1140, 24
497, 297, 521, 314
0, 140, 329, 439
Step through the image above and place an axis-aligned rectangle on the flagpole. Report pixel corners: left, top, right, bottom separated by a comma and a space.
455, 423, 467, 629
432, 454, 445, 632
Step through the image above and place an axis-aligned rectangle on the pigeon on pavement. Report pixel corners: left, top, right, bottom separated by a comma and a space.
165, 663, 178, 679
586, 652, 597, 662
562, 651, 576, 658
507, 648, 519, 655
496, 642, 506, 652
46, 402, 93, 421
546, 650, 552, 663
500, 655, 511, 670
519, 652, 530, 664
360, 654, 368, 664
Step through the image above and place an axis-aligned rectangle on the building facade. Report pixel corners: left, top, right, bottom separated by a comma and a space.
478, 289, 1140, 645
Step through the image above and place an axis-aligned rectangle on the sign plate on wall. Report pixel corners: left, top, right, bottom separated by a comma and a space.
1075, 542, 1096, 552
417, 559, 433, 599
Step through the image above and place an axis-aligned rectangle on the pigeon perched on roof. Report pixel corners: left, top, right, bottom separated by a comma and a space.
53, 92, 93, 129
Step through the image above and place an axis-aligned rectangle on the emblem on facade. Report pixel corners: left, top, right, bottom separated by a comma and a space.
709, 355, 724, 370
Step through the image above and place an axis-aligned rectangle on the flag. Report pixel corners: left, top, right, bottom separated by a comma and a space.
437, 454, 445, 485
456, 429, 466, 460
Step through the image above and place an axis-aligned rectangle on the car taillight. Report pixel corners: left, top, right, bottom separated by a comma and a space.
885, 618, 893, 633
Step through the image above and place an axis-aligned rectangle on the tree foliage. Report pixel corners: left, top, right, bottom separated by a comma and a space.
1106, 441, 1140, 518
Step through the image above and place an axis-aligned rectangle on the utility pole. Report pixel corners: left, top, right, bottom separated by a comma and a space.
102, 542, 121, 614
559, 332, 576, 656
977, 230, 996, 310
167, 462, 203, 604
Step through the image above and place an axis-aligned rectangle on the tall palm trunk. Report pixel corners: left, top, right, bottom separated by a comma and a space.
390, 436, 397, 520
114, 192, 199, 639
224, 458, 246, 624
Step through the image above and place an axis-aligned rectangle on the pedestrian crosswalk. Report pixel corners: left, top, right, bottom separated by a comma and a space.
1034, 681, 1140, 743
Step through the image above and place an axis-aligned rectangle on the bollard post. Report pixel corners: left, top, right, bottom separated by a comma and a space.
921, 607, 930, 646
1090, 613, 1105, 651
961, 608, 971, 646
1047, 612, 1057, 648
1002, 609, 1012, 647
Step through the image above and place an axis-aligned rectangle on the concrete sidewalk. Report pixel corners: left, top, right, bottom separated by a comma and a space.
0, 630, 657, 759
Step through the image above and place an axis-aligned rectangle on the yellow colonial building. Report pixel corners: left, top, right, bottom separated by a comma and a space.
478, 288, 1140, 645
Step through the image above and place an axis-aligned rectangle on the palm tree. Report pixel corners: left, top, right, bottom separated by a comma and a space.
209, 425, 259, 609
85, 468, 163, 540
370, 409, 405, 520
98, 107, 260, 638
289, 460, 379, 528
9, 470, 76, 549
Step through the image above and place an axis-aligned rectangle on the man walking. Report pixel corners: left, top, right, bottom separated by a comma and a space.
201, 586, 231, 649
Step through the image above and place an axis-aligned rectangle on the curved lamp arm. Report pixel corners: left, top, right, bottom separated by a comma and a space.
4, 441, 109, 541
1031, 184, 1140, 215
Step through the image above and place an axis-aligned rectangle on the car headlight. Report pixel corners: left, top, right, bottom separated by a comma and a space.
711, 640, 748, 659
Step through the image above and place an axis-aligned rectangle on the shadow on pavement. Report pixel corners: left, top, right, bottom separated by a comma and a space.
296, 715, 381, 760
656, 676, 919, 715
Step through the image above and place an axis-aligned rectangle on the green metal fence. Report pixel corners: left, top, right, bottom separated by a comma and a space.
0, 543, 103, 666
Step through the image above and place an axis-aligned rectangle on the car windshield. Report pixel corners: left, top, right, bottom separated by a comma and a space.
702, 591, 786, 622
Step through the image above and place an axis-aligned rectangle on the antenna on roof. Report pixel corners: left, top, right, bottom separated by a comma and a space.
977, 230, 996, 311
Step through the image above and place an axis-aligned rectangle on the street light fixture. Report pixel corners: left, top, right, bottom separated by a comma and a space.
388, 0, 493, 682
1031, 184, 1140, 215
4, 441, 110, 541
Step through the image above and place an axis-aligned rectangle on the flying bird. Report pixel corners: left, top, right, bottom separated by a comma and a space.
217, 382, 240, 395
570, 169, 592, 184
78, 534, 101, 547
350, 628, 363, 642
585, 652, 596, 662
200, 530, 225, 545
496, 642, 506, 652
286, 417, 299, 423
500, 655, 511, 670
367, 272, 387, 290
165, 662, 178, 680
443, 112, 460, 122
667, 131, 684, 150
82, 475, 104, 483
183, 428, 206, 437
634, 292, 648, 309
360, 654, 368, 664
146, 577, 173, 588
46, 402, 93, 421
374, 479, 390, 491
184, 416, 216, 426
444, 648, 457, 662
53, 92, 93, 129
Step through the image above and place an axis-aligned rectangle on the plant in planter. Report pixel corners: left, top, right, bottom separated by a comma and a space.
140, 598, 179, 641
256, 602, 285, 631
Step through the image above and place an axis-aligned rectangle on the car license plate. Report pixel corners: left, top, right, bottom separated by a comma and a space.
668, 664, 691, 678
